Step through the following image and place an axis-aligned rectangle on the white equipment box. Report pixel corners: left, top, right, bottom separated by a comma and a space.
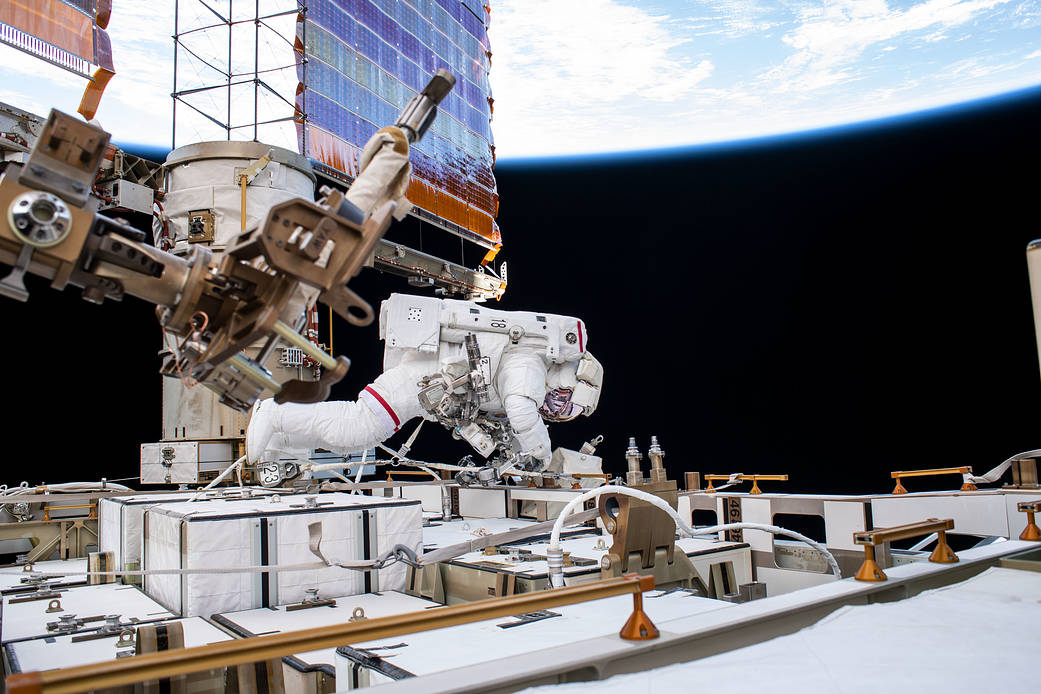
142, 493, 422, 617
99, 489, 278, 574
139, 441, 237, 485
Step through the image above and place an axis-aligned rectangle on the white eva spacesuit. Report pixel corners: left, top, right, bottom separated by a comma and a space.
246, 293, 603, 471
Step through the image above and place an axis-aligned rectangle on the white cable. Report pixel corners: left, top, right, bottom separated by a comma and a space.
352, 450, 366, 494
0, 481, 132, 495
326, 469, 353, 485
963, 448, 1041, 485
188, 456, 246, 501
691, 522, 841, 577
306, 461, 354, 472
546, 485, 841, 588
0, 551, 405, 579
41, 482, 133, 492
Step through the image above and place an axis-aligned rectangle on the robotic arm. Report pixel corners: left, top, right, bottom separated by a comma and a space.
0, 70, 456, 414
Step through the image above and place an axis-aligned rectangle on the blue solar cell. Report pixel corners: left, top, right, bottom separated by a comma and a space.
299, 0, 499, 238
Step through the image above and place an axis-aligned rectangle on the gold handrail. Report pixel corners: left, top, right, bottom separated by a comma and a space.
704, 474, 788, 495
569, 473, 610, 489
889, 466, 976, 494
41, 503, 95, 522
853, 518, 958, 582
7, 574, 656, 694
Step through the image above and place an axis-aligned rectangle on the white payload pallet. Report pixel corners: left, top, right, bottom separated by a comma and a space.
333, 590, 733, 688
0, 559, 87, 593
3, 616, 231, 674
214, 590, 440, 694
142, 493, 422, 617
1, 582, 176, 643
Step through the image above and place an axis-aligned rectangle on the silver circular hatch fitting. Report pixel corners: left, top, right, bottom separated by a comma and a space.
9, 191, 72, 248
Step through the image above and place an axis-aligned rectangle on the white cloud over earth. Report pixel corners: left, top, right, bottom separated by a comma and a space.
489, 0, 1041, 157
0, 1, 1038, 159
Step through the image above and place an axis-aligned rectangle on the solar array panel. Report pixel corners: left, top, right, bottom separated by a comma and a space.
297, 0, 500, 246
0, 0, 113, 78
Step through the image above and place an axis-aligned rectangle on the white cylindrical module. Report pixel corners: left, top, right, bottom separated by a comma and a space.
1027, 240, 1041, 384
160, 142, 318, 442
163, 141, 315, 251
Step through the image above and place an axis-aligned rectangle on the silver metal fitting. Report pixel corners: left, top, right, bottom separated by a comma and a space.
546, 546, 565, 588
625, 436, 643, 486
8, 191, 71, 248
648, 435, 666, 482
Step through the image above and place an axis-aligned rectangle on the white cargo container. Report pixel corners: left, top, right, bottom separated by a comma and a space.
142, 493, 422, 617
99, 490, 279, 574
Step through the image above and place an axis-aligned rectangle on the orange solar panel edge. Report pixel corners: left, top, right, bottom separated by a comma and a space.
0, 0, 94, 60
309, 128, 501, 245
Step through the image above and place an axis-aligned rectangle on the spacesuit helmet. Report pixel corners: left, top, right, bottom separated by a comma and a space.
539, 387, 581, 422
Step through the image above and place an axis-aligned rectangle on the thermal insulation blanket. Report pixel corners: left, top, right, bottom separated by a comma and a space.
142, 493, 421, 617
99, 491, 279, 573
99, 493, 199, 573
516, 566, 1041, 694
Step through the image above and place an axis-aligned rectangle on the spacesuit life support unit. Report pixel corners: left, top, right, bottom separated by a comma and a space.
246, 293, 603, 475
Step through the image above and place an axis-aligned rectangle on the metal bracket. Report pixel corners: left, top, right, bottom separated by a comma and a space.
496, 610, 560, 629
0, 244, 33, 301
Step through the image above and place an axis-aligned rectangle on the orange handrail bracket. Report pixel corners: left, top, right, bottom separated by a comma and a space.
619, 574, 658, 640
6, 575, 656, 694
852, 518, 958, 582
704, 474, 789, 495
6, 672, 42, 694
1017, 500, 1041, 541
570, 473, 610, 489
41, 503, 95, 522
889, 466, 976, 495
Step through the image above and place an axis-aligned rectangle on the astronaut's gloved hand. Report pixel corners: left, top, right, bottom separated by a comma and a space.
345, 126, 413, 220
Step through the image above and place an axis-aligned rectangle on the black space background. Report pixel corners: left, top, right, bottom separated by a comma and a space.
2, 88, 1039, 495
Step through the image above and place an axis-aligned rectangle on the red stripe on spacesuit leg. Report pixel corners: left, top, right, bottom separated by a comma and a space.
577, 320, 584, 352
364, 386, 401, 431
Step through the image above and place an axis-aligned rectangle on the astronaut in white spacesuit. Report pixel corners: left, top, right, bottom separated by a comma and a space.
246, 293, 603, 475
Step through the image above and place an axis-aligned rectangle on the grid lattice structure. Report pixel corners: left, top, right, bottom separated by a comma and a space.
171, 0, 500, 252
